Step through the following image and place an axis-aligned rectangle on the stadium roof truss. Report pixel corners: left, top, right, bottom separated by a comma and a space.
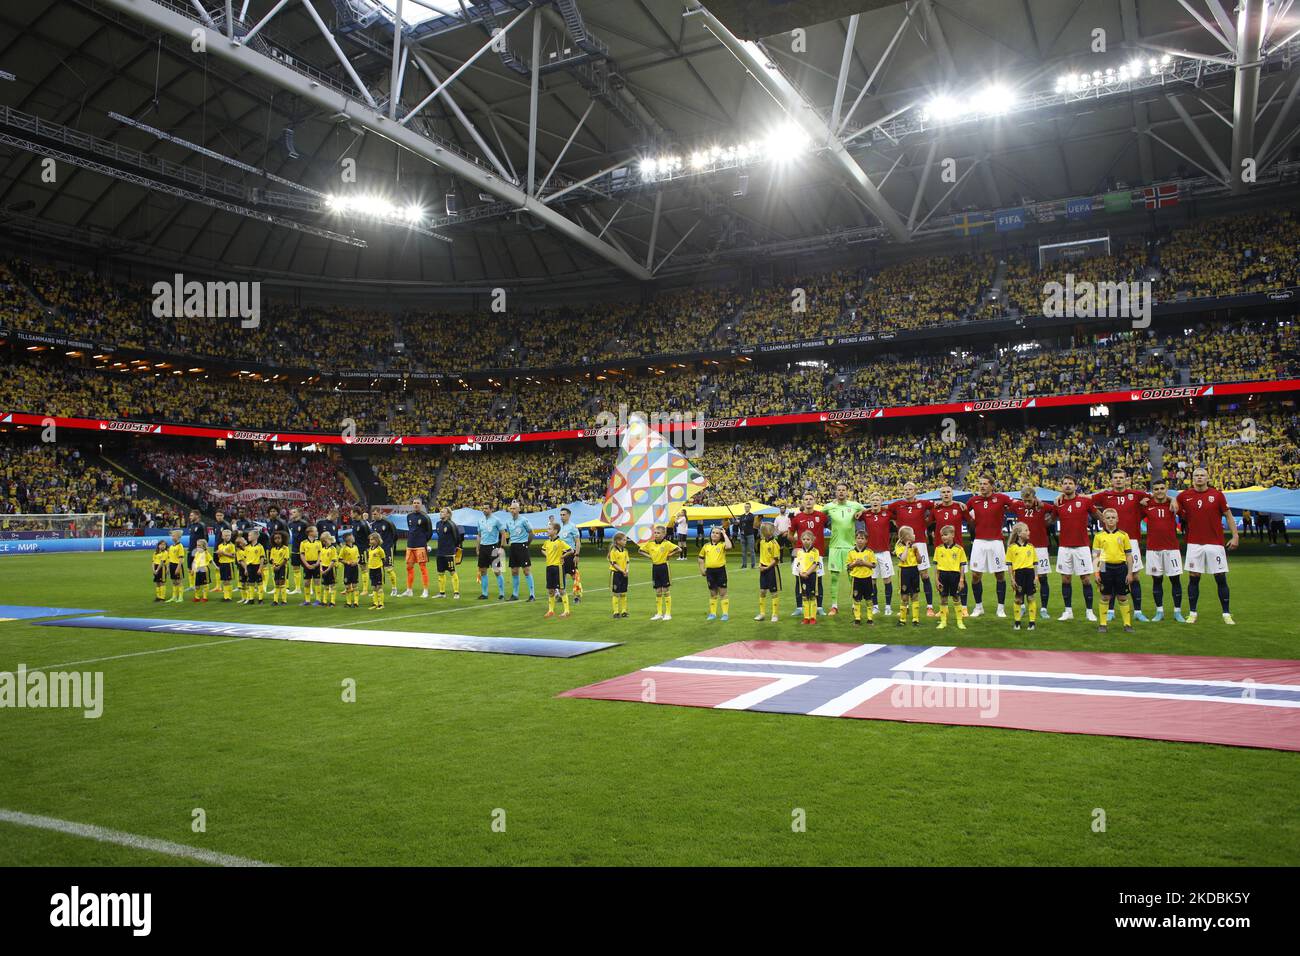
0, 0, 1298, 289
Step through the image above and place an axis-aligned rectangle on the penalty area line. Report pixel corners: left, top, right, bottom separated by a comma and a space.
26, 638, 249, 672
0, 808, 275, 867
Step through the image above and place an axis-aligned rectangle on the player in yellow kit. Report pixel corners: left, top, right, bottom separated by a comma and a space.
269, 532, 290, 605
541, 523, 573, 619
167, 530, 187, 603
894, 526, 922, 626
1093, 508, 1136, 634
1006, 522, 1039, 631
846, 530, 877, 626
932, 525, 968, 630
608, 532, 630, 618
243, 531, 266, 604
636, 525, 681, 621
698, 526, 732, 621
793, 529, 823, 624
366, 533, 386, 609
755, 522, 782, 622
300, 526, 322, 606
151, 541, 169, 601
190, 539, 212, 602
319, 533, 339, 607
340, 532, 361, 608
216, 529, 237, 601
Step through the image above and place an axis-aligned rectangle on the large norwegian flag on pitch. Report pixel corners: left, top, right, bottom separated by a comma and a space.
561, 642, 1300, 751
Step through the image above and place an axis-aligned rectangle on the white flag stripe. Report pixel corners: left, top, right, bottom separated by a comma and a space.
913, 665, 1300, 692
809, 677, 895, 716
890, 678, 1300, 708
674, 643, 884, 670
892, 645, 955, 671
715, 675, 815, 710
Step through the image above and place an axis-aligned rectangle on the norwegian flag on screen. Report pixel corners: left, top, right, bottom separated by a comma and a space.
1143, 183, 1180, 208
561, 642, 1300, 752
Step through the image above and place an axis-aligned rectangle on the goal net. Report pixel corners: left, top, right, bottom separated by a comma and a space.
0, 513, 108, 553
1038, 234, 1111, 269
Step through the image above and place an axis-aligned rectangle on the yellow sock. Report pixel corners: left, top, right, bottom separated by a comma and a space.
772, 597, 779, 617
439, 572, 448, 594
620, 594, 628, 614
451, 571, 460, 596
1014, 602, 1023, 622
664, 595, 672, 616
899, 603, 907, 622
759, 595, 767, 616
613, 595, 620, 613
709, 598, 718, 616
294, 569, 303, 592
548, 595, 556, 612
562, 594, 570, 614
656, 596, 664, 616
1029, 596, 1039, 618
721, 598, 729, 617
1121, 601, 1132, 626
940, 604, 949, 624
853, 601, 861, 621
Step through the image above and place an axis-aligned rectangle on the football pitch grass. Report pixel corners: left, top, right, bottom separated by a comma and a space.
1, 545, 1297, 867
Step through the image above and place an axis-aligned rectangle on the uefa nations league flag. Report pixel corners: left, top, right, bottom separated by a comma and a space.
601, 417, 709, 544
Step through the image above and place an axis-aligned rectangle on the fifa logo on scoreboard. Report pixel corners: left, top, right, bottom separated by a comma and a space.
151, 273, 261, 329
1040, 273, 1152, 328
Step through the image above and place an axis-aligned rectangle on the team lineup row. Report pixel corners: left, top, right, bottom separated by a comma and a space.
148, 464, 1241, 631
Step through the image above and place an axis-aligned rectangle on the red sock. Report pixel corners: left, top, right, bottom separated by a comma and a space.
406, 566, 415, 589
420, 565, 429, 587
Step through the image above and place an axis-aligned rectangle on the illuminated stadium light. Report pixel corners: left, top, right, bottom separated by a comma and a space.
921, 86, 1018, 124
325, 193, 426, 224
638, 122, 811, 181
1054, 54, 1174, 93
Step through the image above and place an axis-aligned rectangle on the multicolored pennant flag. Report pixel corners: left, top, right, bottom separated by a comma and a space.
1143, 182, 1180, 208
601, 417, 709, 544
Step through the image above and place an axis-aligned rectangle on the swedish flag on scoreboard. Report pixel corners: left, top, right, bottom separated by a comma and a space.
951, 212, 992, 236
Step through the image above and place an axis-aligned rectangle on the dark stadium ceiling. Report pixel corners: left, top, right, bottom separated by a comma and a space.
0, 0, 1298, 292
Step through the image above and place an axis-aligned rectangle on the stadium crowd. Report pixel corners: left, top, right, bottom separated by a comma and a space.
5, 210, 1296, 381
0, 442, 177, 530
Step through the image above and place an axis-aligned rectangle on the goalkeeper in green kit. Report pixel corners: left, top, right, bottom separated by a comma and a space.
823, 483, 866, 617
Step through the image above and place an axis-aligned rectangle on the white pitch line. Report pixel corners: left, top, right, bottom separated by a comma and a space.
331, 580, 654, 629
0, 808, 275, 867
25, 638, 249, 672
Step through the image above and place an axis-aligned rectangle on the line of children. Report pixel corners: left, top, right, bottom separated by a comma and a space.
143, 517, 1100, 636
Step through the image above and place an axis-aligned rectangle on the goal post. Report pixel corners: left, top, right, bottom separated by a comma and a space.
0, 513, 114, 554
1038, 234, 1111, 269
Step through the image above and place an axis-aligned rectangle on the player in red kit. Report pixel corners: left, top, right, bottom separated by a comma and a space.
1175, 466, 1238, 625
1141, 478, 1185, 622
1093, 468, 1152, 622
788, 492, 828, 617
1053, 475, 1099, 622
932, 485, 969, 614
966, 475, 1014, 618
1010, 485, 1056, 620
860, 493, 895, 616
889, 482, 936, 616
